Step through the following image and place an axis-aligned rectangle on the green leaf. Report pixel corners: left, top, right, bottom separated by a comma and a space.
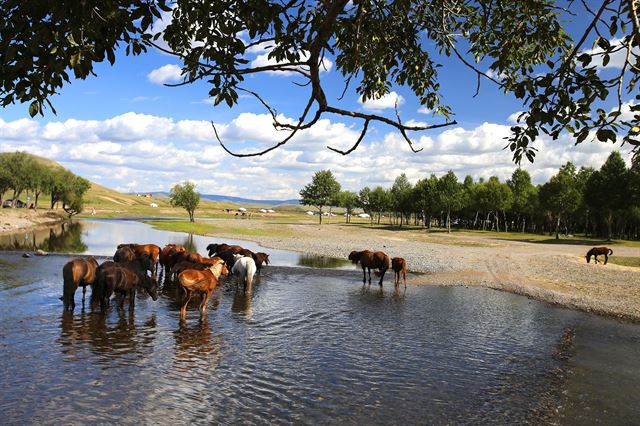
28, 101, 39, 117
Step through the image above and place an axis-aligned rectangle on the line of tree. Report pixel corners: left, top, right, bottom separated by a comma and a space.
301, 152, 640, 241
0, 151, 91, 217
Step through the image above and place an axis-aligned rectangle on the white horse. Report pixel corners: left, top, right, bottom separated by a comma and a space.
231, 254, 257, 292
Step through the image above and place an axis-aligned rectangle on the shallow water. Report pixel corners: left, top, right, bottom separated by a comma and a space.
0, 219, 352, 269
1, 252, 639, 424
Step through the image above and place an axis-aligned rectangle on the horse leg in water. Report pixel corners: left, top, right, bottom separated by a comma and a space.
179, 289, 192, 320
377, 266, 387, 287
361, 265, 367, 283
129, 287, 136, 310
199, 290, 211, 317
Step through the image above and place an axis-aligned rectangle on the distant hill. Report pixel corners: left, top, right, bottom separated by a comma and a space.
149, 192, 299, 207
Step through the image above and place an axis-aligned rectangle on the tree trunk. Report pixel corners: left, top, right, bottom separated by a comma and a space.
555, 215, 561, 240
446, 209, 451, 233
473, 211, 479, 229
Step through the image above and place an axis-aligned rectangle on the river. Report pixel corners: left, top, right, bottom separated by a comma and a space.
0, 219, 638, 423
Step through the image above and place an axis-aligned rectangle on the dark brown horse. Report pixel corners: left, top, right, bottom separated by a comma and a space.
391, 257, 407, 288
93, 255, 157, 312
62, 257, 99, 311
114, 246, 136, 263
206, 243, 243, 257
117, 243, 161, 274
348, 250, 390, 286
586, 247, 613, 264
177, 262, 229, 320
215, 250, 238, 271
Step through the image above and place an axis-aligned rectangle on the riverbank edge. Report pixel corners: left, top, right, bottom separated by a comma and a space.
0, 209, 67, 235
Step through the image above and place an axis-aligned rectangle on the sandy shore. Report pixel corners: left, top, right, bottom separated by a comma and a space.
204, 219, 640, 322
0, 208, 66, 234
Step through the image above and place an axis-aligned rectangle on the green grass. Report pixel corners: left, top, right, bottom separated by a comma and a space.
144, 220, 294, 238
607, 256, 640, 268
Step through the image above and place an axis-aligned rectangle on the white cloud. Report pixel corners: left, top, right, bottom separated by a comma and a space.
147, 64, 183, 84
249, 49, 333, 76
507, 111, 527, 124
0, 111, 631, 199
418, 106, 432, 115
582, 37, 640, 69
359, 92, 405, 111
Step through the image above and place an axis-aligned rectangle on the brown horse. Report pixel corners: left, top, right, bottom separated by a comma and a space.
586, 247, 613, 264
206, 243, 243, 257
161, 245, 187, 276
177, 262, 229, 320
348, 250, 390, 286
170, 257, 225, 280
62, 257, 99, 311
254, 252, 270, 271
93, 259, 158, 312
160, 244, 186, 270
118, 243, 161, 274
238, 248, 270, 272
391, 257, 407, 288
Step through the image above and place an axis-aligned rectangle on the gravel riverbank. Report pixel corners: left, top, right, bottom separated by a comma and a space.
206, 220, 640, 322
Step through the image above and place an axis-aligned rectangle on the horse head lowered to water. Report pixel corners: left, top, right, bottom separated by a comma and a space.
348, 250, 390, 286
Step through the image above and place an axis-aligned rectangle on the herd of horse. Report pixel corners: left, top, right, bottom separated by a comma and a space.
61, 242, 271, 319
60, 241, 612, 319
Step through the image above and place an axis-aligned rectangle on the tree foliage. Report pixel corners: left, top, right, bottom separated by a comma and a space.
0, 151, 89, 211
299, 169, 341, 224
2, 1, 639, 159
169, 181, 200, 222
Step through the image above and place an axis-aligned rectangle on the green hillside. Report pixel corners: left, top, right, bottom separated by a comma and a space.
15, 153, 305, 220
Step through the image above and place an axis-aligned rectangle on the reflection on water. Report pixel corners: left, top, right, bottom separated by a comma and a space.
0, 219, 352, 269
0, 221, 87, 253
1, 252, 640, 423
297, 253, 352, 268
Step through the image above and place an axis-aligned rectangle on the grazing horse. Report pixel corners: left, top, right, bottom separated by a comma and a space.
391, 257, 407, 288
206, 243, 243, 257
586, 247, 613, 264
94, 261, 158, 311
232, 254, 257, 292
348, 250, 390, 286
177, 262, 229, 320
118, 243, 161, 275
62, 257, 99, 311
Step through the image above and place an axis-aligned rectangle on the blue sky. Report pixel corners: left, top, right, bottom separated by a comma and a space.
0, 8, 634, 199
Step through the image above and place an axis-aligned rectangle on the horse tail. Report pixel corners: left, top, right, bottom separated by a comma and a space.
246, 269, 254, 288
608, 248, 613, 255
62, 262, 75, 310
